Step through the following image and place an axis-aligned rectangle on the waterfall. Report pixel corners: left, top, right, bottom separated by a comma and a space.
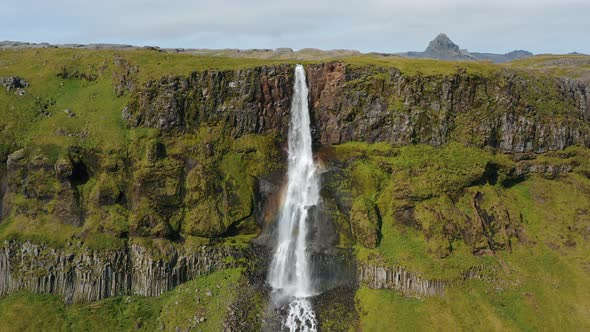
268, 64, 319, 331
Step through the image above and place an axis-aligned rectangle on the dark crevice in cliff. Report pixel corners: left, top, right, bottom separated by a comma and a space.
472, 161, 527, 189
500, 175, 526, 188
0, 166, 6, 221
69, 160, 90, 187
482, 162, 499, 185
473, 191, 496, 253
219, 200, 256, 238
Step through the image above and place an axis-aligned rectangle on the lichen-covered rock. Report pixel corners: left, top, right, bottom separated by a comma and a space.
129, 158, 183, 237
0, 76, 29, 92
112, 54, 139, 97
3, 148, 83, 226
350, 197, 380, 248
468, 191, 521, 255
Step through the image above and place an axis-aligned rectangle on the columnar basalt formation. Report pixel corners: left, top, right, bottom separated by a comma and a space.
0, 241, 251, 303
358, 264, 445, 297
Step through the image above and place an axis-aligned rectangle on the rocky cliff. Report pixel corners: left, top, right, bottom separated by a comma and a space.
124, 62, 590, 153
0, 240, 251, 303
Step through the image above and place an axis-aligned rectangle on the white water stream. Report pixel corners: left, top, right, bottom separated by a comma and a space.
268, 64, 319, 331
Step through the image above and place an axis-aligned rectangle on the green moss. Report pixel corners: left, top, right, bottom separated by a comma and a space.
0, 214, 78, 248
334, 141, 590, 284
350, 196, 380, 248
0, 292, 68, 331
180, 132, 281, 238
80, 205, 129, 250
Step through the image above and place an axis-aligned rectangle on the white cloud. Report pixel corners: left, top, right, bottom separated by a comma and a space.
1, 0, 589, 53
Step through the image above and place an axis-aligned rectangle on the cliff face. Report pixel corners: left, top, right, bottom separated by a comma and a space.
124, 62, 590, 153
0, 240, 250, 303
1, 56, 590, 313
124, 65, 294, 137
308, 63, 590, 152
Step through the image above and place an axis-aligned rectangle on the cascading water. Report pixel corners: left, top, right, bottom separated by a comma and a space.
268, 64, 319, 331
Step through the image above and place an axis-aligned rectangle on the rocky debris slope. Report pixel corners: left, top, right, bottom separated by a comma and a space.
0, 240, 251, 303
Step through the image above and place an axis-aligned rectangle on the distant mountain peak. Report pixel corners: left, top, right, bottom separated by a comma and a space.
396, 33, 534, 63
505, 50, 533, 57
426, 34, 459, 52
424, 33, 473, 60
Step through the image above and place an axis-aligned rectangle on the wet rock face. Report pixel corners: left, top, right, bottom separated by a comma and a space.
126, 62, 590, 153
309, 249, 357, 293
0, 241, 251, 303
349, 197, 381, 248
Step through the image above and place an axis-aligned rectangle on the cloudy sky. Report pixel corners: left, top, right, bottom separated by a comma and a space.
2, 0, 589, 54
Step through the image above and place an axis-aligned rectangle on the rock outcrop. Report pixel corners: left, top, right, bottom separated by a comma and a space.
357, 263, 503, 297
2, 57, 590, 307
0, 76, 28, 95
3, 148, 84, 226
0, 240, 251, 303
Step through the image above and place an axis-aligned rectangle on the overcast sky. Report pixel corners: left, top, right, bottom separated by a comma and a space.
2, 0, 589, 54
